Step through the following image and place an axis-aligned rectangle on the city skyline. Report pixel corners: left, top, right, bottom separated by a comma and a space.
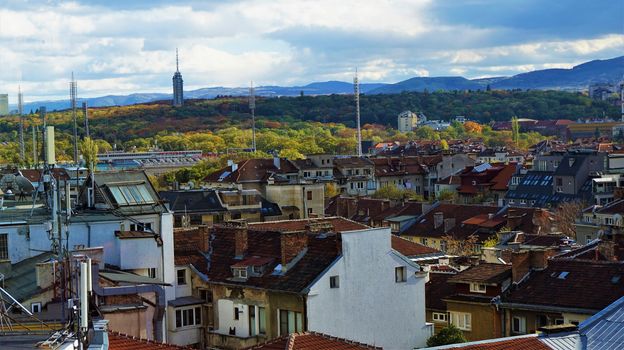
0, 0, 622, 101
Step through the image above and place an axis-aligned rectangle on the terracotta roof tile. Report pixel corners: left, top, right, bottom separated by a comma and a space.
244, 332, 381, 350
448, 263, 512, 284
503, 259, 624, 311
426, 272, 456, 311
445, 336, 550, 350
108, 331, 191, 349
249, 217, 368, 232
391, 235, 440, 257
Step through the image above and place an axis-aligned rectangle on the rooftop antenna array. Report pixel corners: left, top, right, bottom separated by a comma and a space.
354, 68, 363, 157
70, 73, 78, 164
18, 86, 25, 160
249, 81, 256, 152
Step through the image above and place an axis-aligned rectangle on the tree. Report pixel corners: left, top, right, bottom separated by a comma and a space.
511, 116, 520, 146
426, 324, 467, 347
463, 121, 483, 134
440, 139, 449, 151
553, 201, 584, 240
324, 183, 340, 199
437, 190, 456, 202
80, 137, 99, 172
441, 234, 479, 256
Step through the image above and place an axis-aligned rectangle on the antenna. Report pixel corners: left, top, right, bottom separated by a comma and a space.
70, 73, 78, 164
82, 102, 89, 138
18, 86, 25, 161
176, 48, 179, 72
354, 68, 362, 157
249, 81, 256, 152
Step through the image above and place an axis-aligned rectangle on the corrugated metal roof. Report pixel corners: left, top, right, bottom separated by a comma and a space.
580, 296, 624, 350
538, 333, 580, 350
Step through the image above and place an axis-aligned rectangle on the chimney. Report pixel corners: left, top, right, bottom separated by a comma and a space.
280, 231, 308, 268
223, 221, 248, 259
273, 157, 281, 170
434, 212, 444, 229
507, 209, 523, 230
444, 218, 455, 233
511, 251, 530, 283
529, 248, 553, 270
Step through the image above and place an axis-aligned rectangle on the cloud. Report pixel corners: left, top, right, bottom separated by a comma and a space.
0, 0, 621, 101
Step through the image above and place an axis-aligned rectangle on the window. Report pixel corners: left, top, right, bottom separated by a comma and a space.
31, 302, 42, 313
175, 307, 202, 328
554, 318, 564, 325
512, 316, 527, 334
450, 312, 471, 331
330, 275, 339, 288
147, 268, 157, 278
258, 307, 266, 334
200, 289, 213, 304
177, 269, 186, 285
307, 191, 313, 200
536, 315, 548, 328
0, 233, 8, 260
279, 309, 303, 335
234, 307, 240, 320
395, 266, 407, 283
420, 238, 428, 246
249, 306, 256, 336
307, 208, 313, 215
108, 183, 155, 206
469, 283, 487, 293
556, 178, 563, 186
130, 222, 152, 232
432, 312, 447, 322
233, 267, 248, 279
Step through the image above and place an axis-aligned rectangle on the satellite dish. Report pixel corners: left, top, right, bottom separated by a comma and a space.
15, 176, 35, 195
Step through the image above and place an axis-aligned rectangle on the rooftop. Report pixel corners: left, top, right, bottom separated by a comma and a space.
447, 263, 512, 284
243, 332, 381, 350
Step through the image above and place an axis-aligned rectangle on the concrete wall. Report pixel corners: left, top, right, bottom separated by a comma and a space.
306, 227, 430, 349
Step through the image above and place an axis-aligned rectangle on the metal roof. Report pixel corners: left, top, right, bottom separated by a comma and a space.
579, 295, 624, 350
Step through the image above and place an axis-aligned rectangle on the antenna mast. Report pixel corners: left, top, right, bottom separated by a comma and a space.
354, 69, 362, 157
70, 73, 78, 164
249, 81, 256, 152
18, 86, 25, 161
82, 102, 89, 138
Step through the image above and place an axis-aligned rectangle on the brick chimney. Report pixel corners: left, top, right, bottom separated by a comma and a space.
219, 221, 248, 259
511, 251, 530, 283
280, 231, 308, 268
434, 212, 444, 229
529, 248, 554, 270
507, 209, 523, 230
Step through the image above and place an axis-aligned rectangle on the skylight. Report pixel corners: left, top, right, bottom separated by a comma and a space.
108, 183, 155, 206
557, 271, 569, 280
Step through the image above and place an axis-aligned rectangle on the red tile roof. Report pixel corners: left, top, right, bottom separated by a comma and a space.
249, 217, 368, 232
243, 332, 381, 350
426, 272, 456, 311
503, 259, 624, 311
444, 336, 550, 350
402, 204, 499, 240
372, 157, 427, 177
391, 235, 440, 257
204, 158, 298, 183
20, 168, 70, 182
448, 263, 512, 284
108, 331, 191, 349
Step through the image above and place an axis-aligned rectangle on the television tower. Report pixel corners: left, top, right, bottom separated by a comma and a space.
18, 86, 25, 160
70, 73, 78, 164
249, 81, 256, 152
354, 68, 362, 157
172, 48, 184, 107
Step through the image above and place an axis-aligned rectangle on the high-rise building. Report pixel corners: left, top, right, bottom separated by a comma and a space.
172, 49, 184, 107
0, 94, 8, 115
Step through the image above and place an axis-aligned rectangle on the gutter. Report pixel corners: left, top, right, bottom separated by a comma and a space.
91, 264, 167, 342
498, 302, 598, 315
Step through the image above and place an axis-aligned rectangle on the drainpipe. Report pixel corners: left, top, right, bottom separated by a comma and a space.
91, 264, 167, 342
87, 223, 91, 247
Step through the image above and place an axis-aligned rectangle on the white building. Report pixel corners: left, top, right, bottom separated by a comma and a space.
0, 170, 176, 343
305, 227, 432, 349
398, 110, 419, 132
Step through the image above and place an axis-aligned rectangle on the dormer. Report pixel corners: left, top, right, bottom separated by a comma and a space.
230, 256, 274, 280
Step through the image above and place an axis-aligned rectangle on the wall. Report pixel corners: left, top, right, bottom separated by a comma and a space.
306, 227, 430, 349
446, 301, 501, 341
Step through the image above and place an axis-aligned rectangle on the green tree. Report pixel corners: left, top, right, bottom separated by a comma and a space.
511, 116, 520, 146
426, 324, 467, 347
440, 139, 449, 151
80, 137, 99, 172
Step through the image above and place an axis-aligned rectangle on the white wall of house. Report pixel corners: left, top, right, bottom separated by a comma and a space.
215, 299, 251, 338
306, 227, 430, 349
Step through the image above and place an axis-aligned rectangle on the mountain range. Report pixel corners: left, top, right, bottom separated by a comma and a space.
16, 56, 623, 112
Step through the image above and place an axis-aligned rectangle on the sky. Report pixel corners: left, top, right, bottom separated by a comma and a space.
0, 0, 623, 101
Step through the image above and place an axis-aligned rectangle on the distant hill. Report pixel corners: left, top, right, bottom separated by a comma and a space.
17, 56, 623, 111
372, 56, 624, 94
